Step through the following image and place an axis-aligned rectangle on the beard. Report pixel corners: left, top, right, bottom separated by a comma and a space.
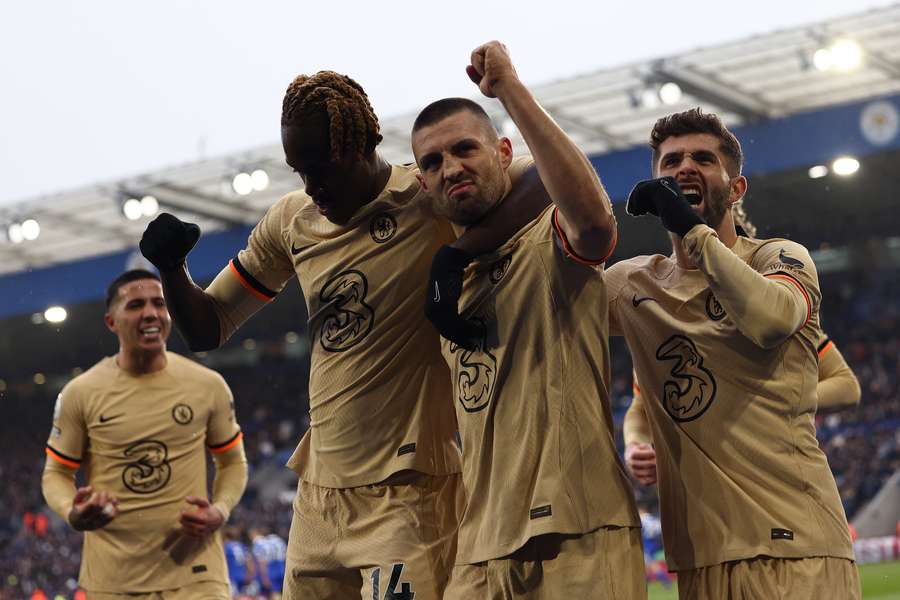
700, 183, 732, 229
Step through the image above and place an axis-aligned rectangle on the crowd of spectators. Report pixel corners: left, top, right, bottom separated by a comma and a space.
1, 269, 897, 598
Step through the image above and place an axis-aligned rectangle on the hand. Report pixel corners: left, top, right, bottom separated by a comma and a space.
466, 41, 519, 99
626, 176, 705, 237
424, 245, 485, 351
68, 486, 120, 531
140, 213, 201, 272
625, 442, 658, 486
178, 496, 224, 538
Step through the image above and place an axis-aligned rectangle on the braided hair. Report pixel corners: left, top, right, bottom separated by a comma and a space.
281, 71, 382, 162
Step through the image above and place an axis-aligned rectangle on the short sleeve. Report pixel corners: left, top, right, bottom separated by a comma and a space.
234, 198, 297, 299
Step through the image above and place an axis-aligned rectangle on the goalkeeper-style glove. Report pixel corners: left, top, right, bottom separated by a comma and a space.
626, 176, 705, 237
424, 245, 485, 351
140, 213, 201, 272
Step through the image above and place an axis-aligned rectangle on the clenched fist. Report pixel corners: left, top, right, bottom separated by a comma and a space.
466, 41, 519, 99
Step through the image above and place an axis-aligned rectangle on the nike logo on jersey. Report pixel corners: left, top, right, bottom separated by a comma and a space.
433, 282, 441, 303
291, 243, 303, 256
99, 413, 123, 423
632, 295, 658, 307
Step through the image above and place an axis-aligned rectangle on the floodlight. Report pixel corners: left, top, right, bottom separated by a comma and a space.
659, 82, 683, 105
808, 165, 828, 179
831, 40, 862, 71
44, 306, 67, 323
21, 219, 40, 241
8, 223, 24, 244
232, 172, 253, 195
251, 169, 270, 192
140, 195, 159, 217
123, 198, 142, 220
832, 156, 860, 176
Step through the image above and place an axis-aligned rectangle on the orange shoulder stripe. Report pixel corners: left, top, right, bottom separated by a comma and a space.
765, 272, 812, 326
817, 340, 834, 357
552, 207, 617, 266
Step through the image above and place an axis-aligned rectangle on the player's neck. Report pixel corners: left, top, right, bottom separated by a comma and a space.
117, 347, 168, 375
670, 216, 739, 269
364, 152, 392, 205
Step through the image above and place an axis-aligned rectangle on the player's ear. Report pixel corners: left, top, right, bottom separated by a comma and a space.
104, 312, 117, 333
416, 173, 429, 193
729, 175, 748, 204
498, 137, 513, 170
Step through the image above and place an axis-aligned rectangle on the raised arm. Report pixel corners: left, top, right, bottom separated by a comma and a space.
141, 213, 222, 351
469, 41, 615, 261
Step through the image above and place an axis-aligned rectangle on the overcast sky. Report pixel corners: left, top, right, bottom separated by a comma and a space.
1, 0, 893, 206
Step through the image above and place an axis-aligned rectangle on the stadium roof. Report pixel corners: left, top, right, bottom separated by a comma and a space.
2, 3, 900, 275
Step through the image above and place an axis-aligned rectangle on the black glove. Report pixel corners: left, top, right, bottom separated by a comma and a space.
626, 176, 705, 237
424, 245, 485, 351
139, 213, 201, 272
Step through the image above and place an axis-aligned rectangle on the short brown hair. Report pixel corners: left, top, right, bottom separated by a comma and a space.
649, 108, 743, 176
412, 97, 495, 136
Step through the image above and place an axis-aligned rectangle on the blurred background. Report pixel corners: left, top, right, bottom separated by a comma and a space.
2, 2, 899, 598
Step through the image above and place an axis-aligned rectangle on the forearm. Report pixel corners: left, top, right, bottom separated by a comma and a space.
495, 79, 614, 257
210, 442, 248, 522
159, 264, 222, 351
623, 397, 653, 446
817, 344, 861, 411
42, 460, 76, 524
684, 227, 807, 348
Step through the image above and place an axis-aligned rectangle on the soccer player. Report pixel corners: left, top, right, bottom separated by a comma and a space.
625, 335, 862, 486
41, 269, 248, 599
224, 526, 254, 596
413, 41, 645, 598
139, 71, 547, 598
606, 107, 860, 598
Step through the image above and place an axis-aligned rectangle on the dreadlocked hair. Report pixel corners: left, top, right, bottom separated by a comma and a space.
281, 71, 382, 162
732, 201, 757, 238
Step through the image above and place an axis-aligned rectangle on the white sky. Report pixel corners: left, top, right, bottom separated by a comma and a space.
1, 0, 893, 205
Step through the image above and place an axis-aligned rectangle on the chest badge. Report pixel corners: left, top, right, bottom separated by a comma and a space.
370, 213, 397, 243
172, 403, 194, 425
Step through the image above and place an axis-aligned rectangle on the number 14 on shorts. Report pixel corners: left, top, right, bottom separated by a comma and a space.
371, 563, 413, 599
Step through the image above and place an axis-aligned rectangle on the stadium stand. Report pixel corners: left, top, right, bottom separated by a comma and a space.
3, 5, 900, 598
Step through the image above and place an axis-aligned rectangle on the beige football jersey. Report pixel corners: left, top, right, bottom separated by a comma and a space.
606, 231, 853, 571
444, 205, 639, 565
231, 164, 461, 487
45, 352, 241, 592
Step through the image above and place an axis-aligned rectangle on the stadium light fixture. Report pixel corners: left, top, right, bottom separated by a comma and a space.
232, 172, 254, 196
659, 82, 683, 105
140, 195, 159, 217
808, 165, 829, 179
44, 306, 67, 323
20, 219, 40, 241
831, 40, 863, 71
640, 88, 660, 110
250, 169, 270, 192
832, 156, 860, 176
122, 198, 143, 220
814, 39, 863, 72
7, 223, 24, 244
